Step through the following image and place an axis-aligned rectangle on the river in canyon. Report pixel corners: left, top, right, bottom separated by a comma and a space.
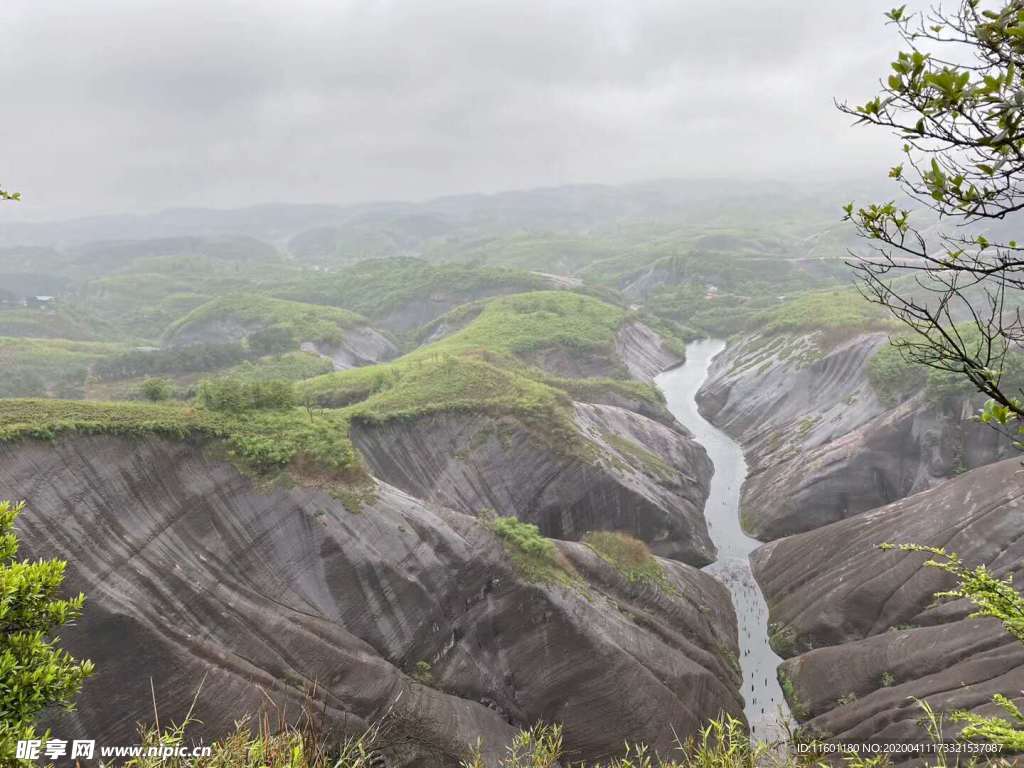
656, 338, 791, 740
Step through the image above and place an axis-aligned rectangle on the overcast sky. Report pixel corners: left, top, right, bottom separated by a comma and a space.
1, 0, 902, 219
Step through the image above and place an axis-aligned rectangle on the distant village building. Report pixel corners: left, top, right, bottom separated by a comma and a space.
27, 295, 56, 309
704, 285, 719, 300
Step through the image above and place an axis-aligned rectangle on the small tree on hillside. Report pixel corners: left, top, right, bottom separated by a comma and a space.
140, 377, 174, 402
0, 500, 94, 761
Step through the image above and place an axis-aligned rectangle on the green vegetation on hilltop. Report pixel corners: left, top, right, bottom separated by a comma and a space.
0, 304, 109, 341
66, 248, 302, 342
349, 356, 571, 429
752, 289, 891, 337
94, 341, 251, 381
0, 399, 356, 475
77, 273, 219, 341
421, 291, 624, 360
0, 347, 590, 487
85, 351, 334, 402
297, 363, 406, 408
0, 285, 687, 502
197, 379, 296, 412
298, 290, 651, 419
302, 353, 589, 458
218, 351, 334, 383
705, 290, 897, 364
427, 232, 621, 272
869, 328, 1024, 408
867, 343, 928, 406
0, 337, 127, 399
293, 290, 680, 458
165, 294, 368, 346
297, 355, 665, 421
273, 258, 549, 325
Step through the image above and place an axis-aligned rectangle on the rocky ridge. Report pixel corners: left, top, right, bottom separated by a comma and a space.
350, 401, 716, 567
697, 331, 1013, 539
751, 457, 1024, 746
6, 433, 742, 766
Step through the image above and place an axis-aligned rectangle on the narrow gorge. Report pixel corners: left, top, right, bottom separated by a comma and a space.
657, 339, 791, 739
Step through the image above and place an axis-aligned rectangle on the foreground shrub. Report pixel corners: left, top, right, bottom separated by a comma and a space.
881, 543, 1024, 751
89, 703, 1024, 768
0, 500, 94, 763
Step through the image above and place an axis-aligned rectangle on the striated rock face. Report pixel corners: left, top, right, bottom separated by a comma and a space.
300, 325, 400, 370
751, 458, 1024, 745
4, 434, 741, 765
170, 314, 399, 369
615, 321, 684, 383
697, 332, 1013, 539
350, 402, 716, 566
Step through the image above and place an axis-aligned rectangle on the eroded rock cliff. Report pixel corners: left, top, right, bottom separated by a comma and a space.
350, 402, 716, 567
751, 458, 1024, 745
6, 434, 741, 765
697, 332, 1012, 539
615, 321, 684, 383
299, 325, 400, 370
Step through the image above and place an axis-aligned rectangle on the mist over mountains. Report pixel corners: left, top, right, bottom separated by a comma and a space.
0, 178, 884, 250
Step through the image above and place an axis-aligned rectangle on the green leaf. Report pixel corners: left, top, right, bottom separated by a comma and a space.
886, 5, 906, 22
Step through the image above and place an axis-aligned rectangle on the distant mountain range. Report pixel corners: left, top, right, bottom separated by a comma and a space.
0, 177, 888, 250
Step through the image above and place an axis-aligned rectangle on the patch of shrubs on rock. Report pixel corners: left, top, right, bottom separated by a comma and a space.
777, 670, 809, 722
768, 622, 799, 658
583, 530, 673, 591
490, 516, 576, 586
413, 660, 433, 686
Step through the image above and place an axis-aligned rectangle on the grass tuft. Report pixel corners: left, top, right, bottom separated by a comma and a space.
583, 531, 674, 591
491, 516, 577, 587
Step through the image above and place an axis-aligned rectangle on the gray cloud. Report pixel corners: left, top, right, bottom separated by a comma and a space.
1, 0, 902, 218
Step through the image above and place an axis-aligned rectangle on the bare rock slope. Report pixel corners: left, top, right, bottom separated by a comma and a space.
7, 434, 741, 766
697, 332, 1012, 539
751, 457, 1024, 745
350, 401, 716, 567
615, 320, 684, 383
299, 325, 400, 370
